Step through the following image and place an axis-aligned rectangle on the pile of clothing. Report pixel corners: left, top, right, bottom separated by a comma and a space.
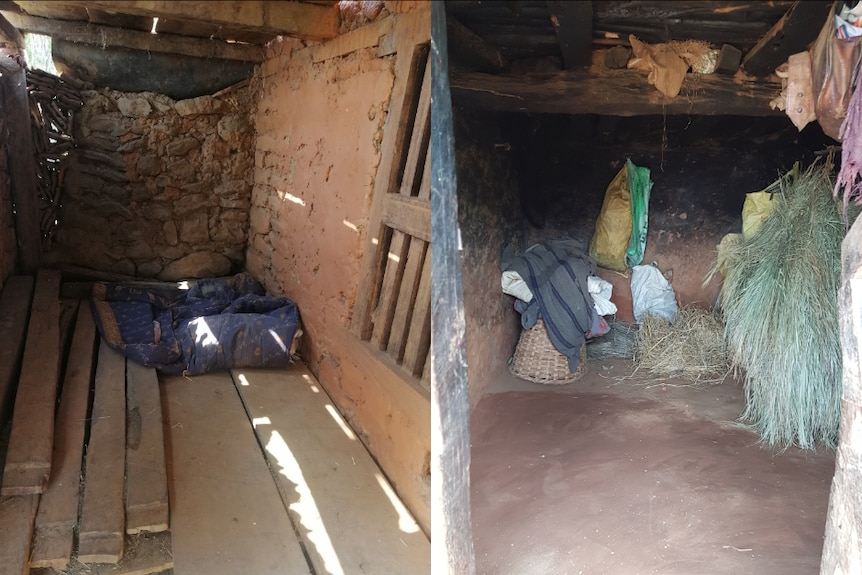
91, 272, 301, 375
501, 238, 616, 372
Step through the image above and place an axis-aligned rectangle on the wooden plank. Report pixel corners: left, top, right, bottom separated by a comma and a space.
32, 532, 173, 575
445, 15, 507, 73
20, 1, 340, 41
162, 371, 310, 575
402, 251, 431, 378
371, 231, 410, 351
387, 239, 427, 364
0, 495, 40, 575
78, 341, 127, 564
547, 0, 593, 69
1, 11, 264, 62
0, 276, 34, 429
310, 14, 393, 63
431, 4, 476, 572
381, 195, 431, 242
448, 66, 785, 116
2, 268, 61, 495
351, 9, 430, 339
1, 67, 41, 272
125, 362, 168, 535
30, 302, 97, 570
398, 52, 431, 198
231, 366, 430, 575
741, 1, 833, 77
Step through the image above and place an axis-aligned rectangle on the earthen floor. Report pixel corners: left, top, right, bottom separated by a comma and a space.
470, 357, 835, 575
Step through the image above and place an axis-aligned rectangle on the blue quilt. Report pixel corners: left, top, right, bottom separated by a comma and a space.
91, 273, 300, 375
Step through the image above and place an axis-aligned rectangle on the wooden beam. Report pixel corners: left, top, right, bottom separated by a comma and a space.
1, 268, 61, 496
445, 15, 506, 73
0, 276, 33, 430
1, 11, 264, 62
430, 3, 476, 574
30, 301, 96, 570
742, 1, 833, 77
547, 1, 593, 69
0, 64, 41, 272
78, 341, 126, 564
448, 66, 785, 116
19, 0, 340, 41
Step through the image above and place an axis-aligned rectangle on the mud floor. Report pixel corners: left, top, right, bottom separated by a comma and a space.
470, 358, 835, 575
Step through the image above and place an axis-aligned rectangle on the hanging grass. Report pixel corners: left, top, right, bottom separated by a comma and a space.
633, 306, 729, 385
714, 163, 847, 449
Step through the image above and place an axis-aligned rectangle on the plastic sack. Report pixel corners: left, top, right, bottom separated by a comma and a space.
631, 264, 678, 323
501, 270, 534, 302
741, 163, 798, 241
589, 164, 632, 273
625, 159, 654, 268
810, 4, 862, 141
588, 275, 617, 316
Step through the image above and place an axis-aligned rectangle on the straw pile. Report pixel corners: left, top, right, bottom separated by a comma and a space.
716, 163, 846, 449
633, 306, 729, 384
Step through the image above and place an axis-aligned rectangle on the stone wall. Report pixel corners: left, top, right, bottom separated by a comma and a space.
44, 82, 257, 280
247, 9, 431, 533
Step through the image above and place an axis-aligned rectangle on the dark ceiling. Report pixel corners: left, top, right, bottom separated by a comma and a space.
444, 1, 836, 116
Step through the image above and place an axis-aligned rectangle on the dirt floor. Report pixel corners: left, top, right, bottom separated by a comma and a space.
470, 357, 836, 575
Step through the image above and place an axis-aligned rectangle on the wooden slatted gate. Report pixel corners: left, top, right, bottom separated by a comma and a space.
354, 19, 431, 391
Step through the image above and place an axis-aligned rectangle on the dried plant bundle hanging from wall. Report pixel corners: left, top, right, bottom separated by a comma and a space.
717, 163, 848, 449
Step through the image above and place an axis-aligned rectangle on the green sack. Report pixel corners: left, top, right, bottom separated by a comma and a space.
625, 159, 654, 268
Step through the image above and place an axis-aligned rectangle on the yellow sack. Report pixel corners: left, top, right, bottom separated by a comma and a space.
741, 191, 776, 241
741, 162, 798, 241
589, 164, 632, 273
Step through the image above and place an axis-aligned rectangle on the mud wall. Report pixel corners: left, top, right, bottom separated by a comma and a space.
502, 114, 833, 322
822, 214, 862, 573
0, 129, 15, 285
247, 6, 430, 533
453, 109, 523, 408
44, 84, 257, 280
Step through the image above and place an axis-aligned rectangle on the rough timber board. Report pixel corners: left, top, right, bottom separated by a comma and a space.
31, 532, 174, 575
2, 268, 62, 495
0, 276, 34, 428
78, 341, 127, 564
30, 302, 97, 569
0, 494, 40, 575
125, 361, 169, 535
231, 366, 430, 575
162, 371, 311, 575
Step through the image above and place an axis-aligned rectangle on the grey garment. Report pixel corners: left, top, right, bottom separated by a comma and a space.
504, 238, 596, 371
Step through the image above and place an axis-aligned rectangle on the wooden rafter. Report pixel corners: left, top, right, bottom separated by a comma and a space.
546, 1, 592, 69
14, 0, 339, 42
741, 0, 832, 77
449, 66, 784, 117
2, 11, 264, 62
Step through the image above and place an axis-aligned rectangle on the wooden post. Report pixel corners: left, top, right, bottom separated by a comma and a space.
0, 59, 41, 272
430, 3, 475, 574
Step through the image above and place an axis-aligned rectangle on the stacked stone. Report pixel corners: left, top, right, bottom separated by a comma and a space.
49, 82, 256, 280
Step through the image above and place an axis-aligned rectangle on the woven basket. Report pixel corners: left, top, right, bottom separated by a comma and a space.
509, 318, 587, 384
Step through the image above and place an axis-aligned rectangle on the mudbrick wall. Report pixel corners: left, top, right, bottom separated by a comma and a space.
247, 4, 431, 533
453, 109, 523, 408
43, 82, 257, 280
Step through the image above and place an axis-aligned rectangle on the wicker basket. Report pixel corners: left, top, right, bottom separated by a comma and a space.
509, 318, 587, 384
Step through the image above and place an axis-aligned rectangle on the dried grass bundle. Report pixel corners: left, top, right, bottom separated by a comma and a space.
634, 306, 729, 384
716, 163, 846, 449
